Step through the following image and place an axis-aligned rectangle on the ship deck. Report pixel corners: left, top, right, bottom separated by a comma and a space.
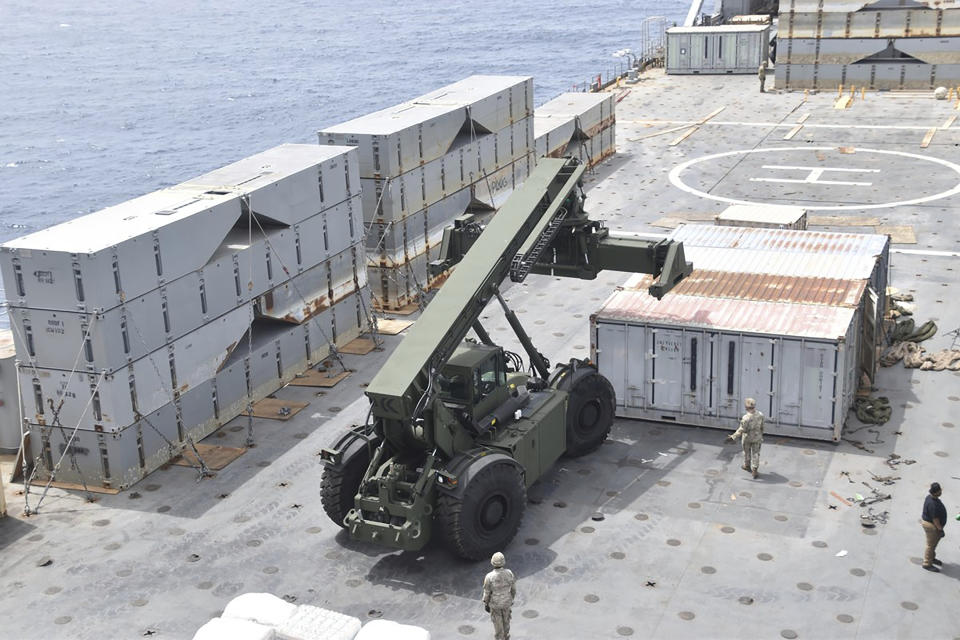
2, 70, 960, 639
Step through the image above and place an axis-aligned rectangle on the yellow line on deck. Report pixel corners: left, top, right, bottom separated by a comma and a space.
668, 126, 699, 146
921, 128, 937, 148
783, 124, 804, 140
797, 113, 811, 124
942, 115, 957, 130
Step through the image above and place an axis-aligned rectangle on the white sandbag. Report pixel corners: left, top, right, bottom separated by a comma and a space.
223, 593, 298, 627
193, 617, 276, 640
356, 619, 431, 640
276, 604, 362, 640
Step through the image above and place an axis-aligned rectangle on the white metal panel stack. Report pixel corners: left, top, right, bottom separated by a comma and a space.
319, 75, 535, 310
0, 144, 369, 489
533, 92, 615, 168
591, 225, 890, 442
776, 2, 960, 90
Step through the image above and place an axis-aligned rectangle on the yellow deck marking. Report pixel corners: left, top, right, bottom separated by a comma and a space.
921, 128, 937, 148
797, 113, 811, 123
942, 115, 957, 130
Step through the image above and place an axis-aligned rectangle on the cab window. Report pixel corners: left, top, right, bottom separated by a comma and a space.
475, 355, 502, 399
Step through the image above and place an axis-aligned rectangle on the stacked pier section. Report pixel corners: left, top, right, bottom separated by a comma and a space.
319, 76, 534, 310
534, 93, 616, 167
777, 0, 960, 90
0, 144, 369, 489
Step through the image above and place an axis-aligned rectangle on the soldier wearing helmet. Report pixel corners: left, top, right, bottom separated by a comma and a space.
727, 397, 765, 478
482, 552, 516, 640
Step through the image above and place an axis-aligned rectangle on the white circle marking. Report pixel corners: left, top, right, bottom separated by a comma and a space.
668, 146, 960, 211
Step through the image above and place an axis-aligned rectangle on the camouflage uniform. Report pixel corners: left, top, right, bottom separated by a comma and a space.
731, 406, 764, 475
483, 553, 516, 640
758, 64, 767, 92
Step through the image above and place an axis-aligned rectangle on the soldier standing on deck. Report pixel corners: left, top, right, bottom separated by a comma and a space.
728, 397, 765, 478
482, 552, 516, 640
758, 63, 767, 92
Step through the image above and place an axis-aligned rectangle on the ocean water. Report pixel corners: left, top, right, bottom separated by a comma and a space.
0, 0, 687, 292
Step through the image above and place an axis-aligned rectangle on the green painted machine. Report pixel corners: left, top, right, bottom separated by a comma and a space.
320, 157, 691, 559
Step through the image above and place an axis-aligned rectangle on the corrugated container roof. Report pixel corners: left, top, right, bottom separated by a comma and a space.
680, 246, 879, 280
670, 224, 888, 257
624, 270, 866, 307
595, 289, 856, 341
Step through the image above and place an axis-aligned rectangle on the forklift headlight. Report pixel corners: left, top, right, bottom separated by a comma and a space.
435, 470, 458, 488
319, 448, 342, 465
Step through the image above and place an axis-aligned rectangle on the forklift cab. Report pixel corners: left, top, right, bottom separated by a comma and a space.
438, 343, 508, 419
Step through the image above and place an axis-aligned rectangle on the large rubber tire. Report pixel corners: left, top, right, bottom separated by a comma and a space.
561, 368, 615, 457
437, 461, 526, 561
320, 446, 371, 528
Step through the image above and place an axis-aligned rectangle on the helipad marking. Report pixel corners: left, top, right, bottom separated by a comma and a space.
750, 165, 880, 187
668, 146, 960, 211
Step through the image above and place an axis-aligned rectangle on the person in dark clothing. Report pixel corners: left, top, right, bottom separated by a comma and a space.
921, 482, 947, 571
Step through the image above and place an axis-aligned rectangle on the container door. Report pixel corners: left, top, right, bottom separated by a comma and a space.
718, 335, 740, 419
681, 331, 705, 415
740, 336, 774, 418
739, 33, 754, 69
625, 324, 646, 409
596, 322, 626, 409
860, 287, 878, 382
690, 34, 705, 71
648, 329, 683, 411
800, 343, 837, 429
777, 339, 802, 425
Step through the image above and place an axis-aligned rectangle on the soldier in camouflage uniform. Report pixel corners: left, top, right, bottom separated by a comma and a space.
482, 552, 516, 640
728, 397, 764, 478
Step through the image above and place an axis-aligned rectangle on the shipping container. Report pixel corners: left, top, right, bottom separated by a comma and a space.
667, 25, 771, 74
715, 204, 808, 229
591, 289, 860, 441
177, 144, 360, 226
669, 225, 889, 306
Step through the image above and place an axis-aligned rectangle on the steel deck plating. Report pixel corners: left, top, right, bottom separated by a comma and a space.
2, 70, 959, 639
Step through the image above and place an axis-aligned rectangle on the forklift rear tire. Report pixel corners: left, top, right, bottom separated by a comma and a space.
320, 445, 371, 528
438, 460, 526, 560
560, 366, 615, 457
